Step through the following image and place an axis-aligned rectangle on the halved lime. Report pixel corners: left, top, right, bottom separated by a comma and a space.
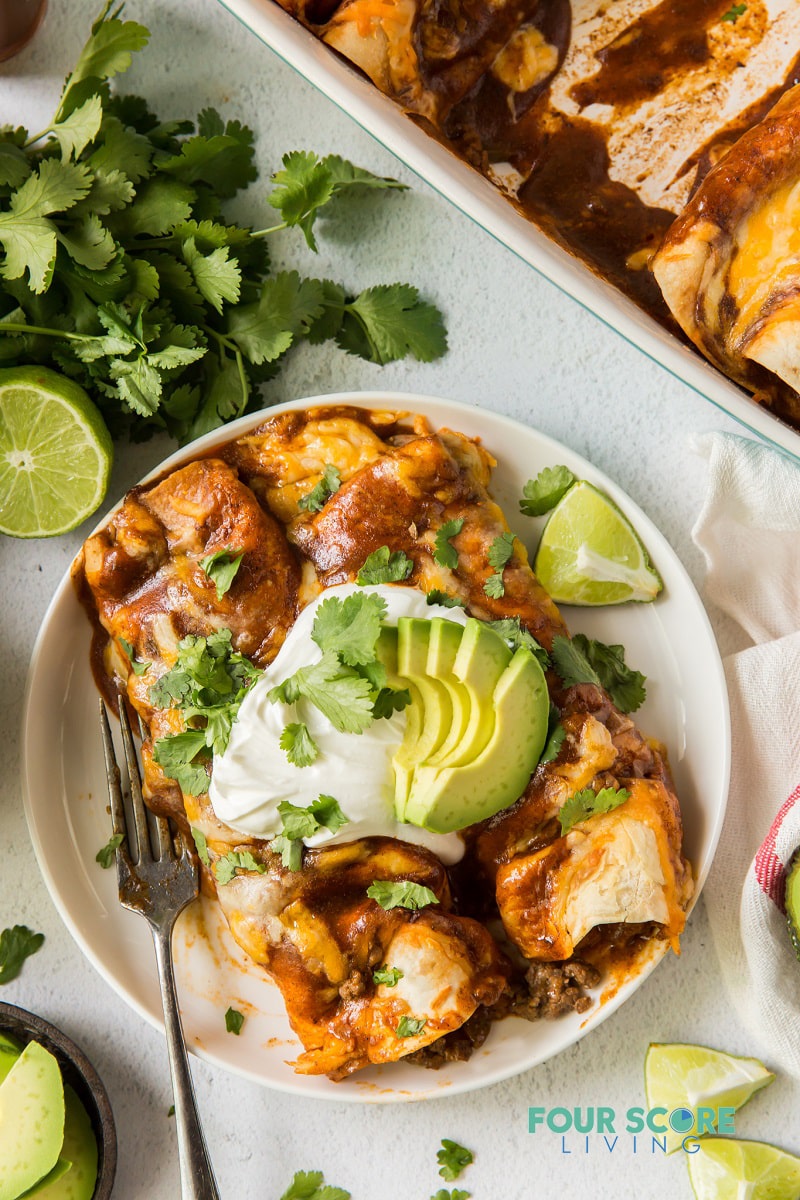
645, 1043, 775, 1154
533, 480, 663, 605
0, 365, 112, 538
687, 1138, 800, 1200
786, 847, 800, 962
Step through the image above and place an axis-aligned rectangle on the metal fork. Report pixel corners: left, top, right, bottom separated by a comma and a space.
99, 694, 221, 1200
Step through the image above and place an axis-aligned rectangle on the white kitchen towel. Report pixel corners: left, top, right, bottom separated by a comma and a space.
692, 431, 800, 1077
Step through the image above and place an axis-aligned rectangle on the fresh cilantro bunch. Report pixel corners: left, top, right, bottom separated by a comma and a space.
0, 3, 447, 445
551, 633, 646, 712
150, 628, 261, 794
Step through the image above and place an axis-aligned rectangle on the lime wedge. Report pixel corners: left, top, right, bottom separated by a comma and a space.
645, 1043, 775, 1154
687, 1138, 800, 1200
533, 480, 663, 605
0, 365, 112, 538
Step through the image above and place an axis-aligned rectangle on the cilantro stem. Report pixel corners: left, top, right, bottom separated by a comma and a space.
249, 222, 288, 239
23, 127, 53, 149
0, 322, 97, 342
233, 347, 248, 414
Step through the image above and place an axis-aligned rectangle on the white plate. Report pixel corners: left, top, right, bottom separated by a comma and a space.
22, 391, 730, 1103
217, 0, 800, 465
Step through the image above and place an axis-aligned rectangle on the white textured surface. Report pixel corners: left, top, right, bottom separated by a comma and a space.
0, 2, 795, 1198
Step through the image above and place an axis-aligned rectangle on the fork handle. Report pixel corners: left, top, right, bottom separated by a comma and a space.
152, 923, 221, 1200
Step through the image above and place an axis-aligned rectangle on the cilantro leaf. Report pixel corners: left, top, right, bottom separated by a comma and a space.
214, 849, 267, 886
483, 572, 506, 599
356, 546, 413, 586
520, 465, 576, 516
431, 1191, 470, 1200
558, 786, 630, 835
49, 94, 104, 160
279, 1170, 350, 1200
280, 722, 319, 767
152, 730, 209, 795
337, 284, 447, 364
59, 5, 150, 116
269, 649, 375, 734
226, 270, 324, 364
269, 149, 404, 251
437, 1140, 474, 1182
95, 831, 124, 868
181, 237, 241, 313
200, 547, 244, 599
191, 827, 210, 866
426, 590, 466, 609
119, 636, 151, 675
311, 591, 387, 666
487, 531, 516, 571
366, 880, 439, 910
550, 634, 646, 713
0, 160, 92, 292
396, 1015, 426, 1037
225, 1007, 244, 1035
721, 2, 747, 20
0, 925, 45, 984
269, 795, 348, 871
372, 687, 411, 720
373, 966, 403, 986
433, 518, 464, 570
297, 464, 341, 513
271, 833, 303, 872
539, 720, 566, 765
487, 618, 549, 667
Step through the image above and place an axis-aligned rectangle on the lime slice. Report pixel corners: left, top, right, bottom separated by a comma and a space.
687, 1138, 800, 1200
533, 480, 663, 605
645, 1043, 775, 1154
0, 365, 112, 538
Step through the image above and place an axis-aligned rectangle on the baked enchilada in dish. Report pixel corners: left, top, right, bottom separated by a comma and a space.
75, 404, 692, 1079
264, 0, 800, 432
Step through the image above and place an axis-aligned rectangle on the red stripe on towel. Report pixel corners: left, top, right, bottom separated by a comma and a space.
754, 784, 800, 912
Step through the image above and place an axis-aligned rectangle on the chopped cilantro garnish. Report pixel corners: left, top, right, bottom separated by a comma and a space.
396, 1015, 426, 1037
721, 2, 746, 20
484, 531, 516, 598
191, 827, 210, 866
269, 650, 375, 734
356, 546, 413, 586
200, 547, 244, 599
119, 637, 150, 676
487, 618, 549, 667
426, 589, 466, 609
279, 1170, 350, 1200
372, 687, 411, 720
539, 721, 566, 765
366, 880, 439, 910
225, 1007, 245, 1035
0, 925, 45, 984
311, 591, 387, 666
167, 1105, 175, 1118
298, 464, 341, 513
280, 722, 319, 767
550, 634, 646, 713
270, 795, 348, 871
373, 966, 403, 987
437, 1139, 474, 1182
96, 832, 124, 868
431, 1191, 470, 1200
433, 518, 464, 570
520, 465, 575, 516
150, 629, 261, 793
214, 849, 267, 886
558, 786, 630, 835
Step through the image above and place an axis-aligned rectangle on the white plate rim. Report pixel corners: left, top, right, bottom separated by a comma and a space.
21, 389, 731, 1103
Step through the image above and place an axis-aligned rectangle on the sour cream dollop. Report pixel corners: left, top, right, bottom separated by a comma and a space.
209, 584, 468, 864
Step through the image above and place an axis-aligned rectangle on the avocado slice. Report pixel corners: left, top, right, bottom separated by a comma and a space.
404, 646, 549, 833
393, 619, 453, 819
424, 619, 472, 768
444, 618, 512, 769
0, 1041, 65, 1200
787, 847, 800, 962
25, 1084, 99, 1199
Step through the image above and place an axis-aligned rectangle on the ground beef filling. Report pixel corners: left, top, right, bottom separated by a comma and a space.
405, 957, 601, 1069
